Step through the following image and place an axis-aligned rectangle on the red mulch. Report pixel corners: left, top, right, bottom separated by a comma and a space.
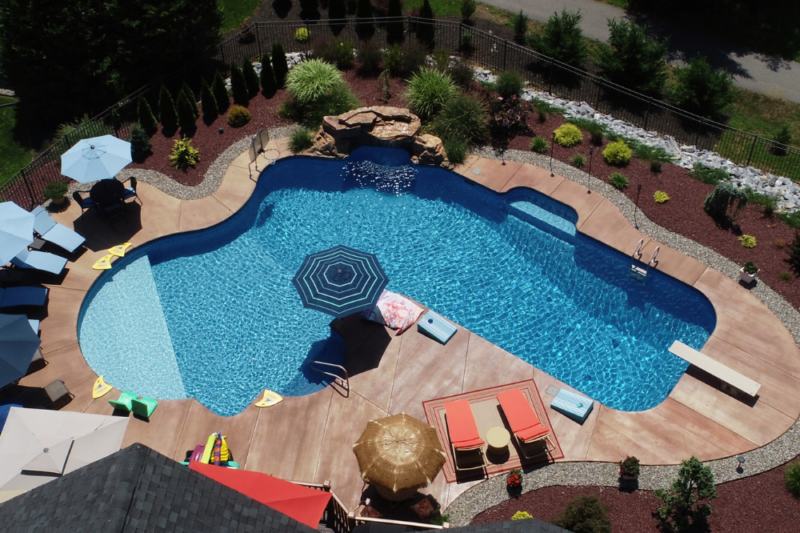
471, 457, 800, 532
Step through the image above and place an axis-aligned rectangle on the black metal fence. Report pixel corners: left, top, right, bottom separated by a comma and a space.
3, 16, 798, 209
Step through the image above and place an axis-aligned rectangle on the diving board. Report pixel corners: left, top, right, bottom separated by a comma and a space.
669, 340, 761, 397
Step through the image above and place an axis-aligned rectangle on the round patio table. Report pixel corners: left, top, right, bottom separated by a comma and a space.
486, 426, 511, 455
89, 179, 124, 207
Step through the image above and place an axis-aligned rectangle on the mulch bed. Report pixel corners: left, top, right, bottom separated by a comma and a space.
471, 457, 800, 532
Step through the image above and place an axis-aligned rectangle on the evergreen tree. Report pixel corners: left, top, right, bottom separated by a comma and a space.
299, 0, 319, 18
670, 56, 733, 118
328, 0, 346, 19
416, 0, 435, 45
212, 70, 230, 111
200, 77, 218, 119
386, 0, 404, 44
242, 58, 261, 98
528, 9, 587, 68
272, 43, 289, 88
177, 90, 197, 132
598, 19, 669, 96
260, 54, 278, 95
355, 0, 375, 40
180, 81, 199, 118
137, 95, 158, 135
230, 64, 249, 106
158, 85, 178, 131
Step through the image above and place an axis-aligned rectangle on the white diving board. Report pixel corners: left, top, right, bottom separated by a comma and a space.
669, 340, 761, 398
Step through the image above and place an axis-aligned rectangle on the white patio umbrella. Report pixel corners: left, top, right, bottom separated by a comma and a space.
60, 134, 132, 184
0, 202, 34, 265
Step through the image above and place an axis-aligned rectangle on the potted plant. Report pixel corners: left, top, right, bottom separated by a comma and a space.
619, 456, 640, 480
43, 181, 69, 205
507, 468, 523, 492
740, 261, 759, 284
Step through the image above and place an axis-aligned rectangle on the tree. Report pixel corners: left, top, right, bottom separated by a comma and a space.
598, 19, 669, 95
212, 70, 230, 111
356, 0, 375, 40
180, 81, 199, 118
272, 43, 289, 88
242, 58, 260, 98
137, 95, 158, 135
230, 64, 249, 106
513, 10, 528, 44
416, 0, 435, 45
461, 0, 476, 23
158, 85, 178, 131
386, 0, 404, 44
670, 56, 733, 118
299, 0, 319, 18
328, 0, 346, 20
177, 90, 197, 132
773, 125, 792, 156
703, 182, 747, 224
200, 78, 218, 119
655, 457, 716, 532
528, 10, 588, 69
260, 54, 278, 95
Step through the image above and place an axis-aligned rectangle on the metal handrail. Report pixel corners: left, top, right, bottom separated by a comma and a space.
648, 246, 660, 267
632, 239, 644, 260
310, 360, 350, 392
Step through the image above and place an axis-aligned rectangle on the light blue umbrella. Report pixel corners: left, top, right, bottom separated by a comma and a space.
0, 315, 41, 388
60, 135, 132, 184
0, 202, 34, 265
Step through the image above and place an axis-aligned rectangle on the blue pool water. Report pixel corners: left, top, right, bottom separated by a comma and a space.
79, 147, 716, 416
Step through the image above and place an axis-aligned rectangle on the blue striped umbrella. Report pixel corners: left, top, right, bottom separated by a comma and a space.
292, 245, 389, 318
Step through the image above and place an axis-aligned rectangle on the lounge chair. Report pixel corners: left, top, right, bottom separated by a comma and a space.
123, 177, 141, 204
72, 192, 96, 212
444, 399, 487, 472
108, 391, 137, 413
497, 388, 555, 459
10, 249, 67, 275
0, 286, 49, 309
31, 206, 85, 253
131, 396, 158, 419
44, 379, 72, 409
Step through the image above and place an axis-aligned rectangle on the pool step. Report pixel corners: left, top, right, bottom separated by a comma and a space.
508, 201, 576, 241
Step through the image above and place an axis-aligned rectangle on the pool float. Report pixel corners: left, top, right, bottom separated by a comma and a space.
255, 389, 282, 408
108, 242, 133, 257
201, 432, 231, 466
92, 254, 114, 270
92, 376, 113, 399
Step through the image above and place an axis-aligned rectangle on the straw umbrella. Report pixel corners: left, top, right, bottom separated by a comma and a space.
353, 413, 446, 501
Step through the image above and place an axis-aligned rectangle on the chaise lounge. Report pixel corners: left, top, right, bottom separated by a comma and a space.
0, 286, 49, 309
31, 206, 85, 253
497, 388, 555, 459
10, 249, 67, 276
444, 399, 487, 472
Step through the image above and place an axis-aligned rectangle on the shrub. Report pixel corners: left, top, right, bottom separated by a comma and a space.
200, 78, 218, 119
357, 40, 383, 73
313, 39, 354, 69
242, 59, 261, 98
654, 191, 670, 203
227, 105, 251, 127
386, 0, 404, 43
432, 49, 449, 72
619, 456, 640, 476
743, 261, 758, 275
598, 19, 668, 95
461, 0, 477, 22
603, 140, 632, 165
552, 495, 611, 533
632, 142, 673, 164
704, 183, 747, 223
570, 153, 586, 167
689, 162, 730, 186
531, 136, 549, 153
511, 511, 533, 521
289, 127, 315, 153
384, 44, 403, 74
782, 211, 800, 230
169, 136, 200, 169
328, 0, 346, 20
402, 42, 428, 74
496, 71, 525, 99
610, 173, 629, 190
670, 56, 733, 118
490, 95, 531, 137
554, 124, 583, 147
651, 160, 663, 172
655, 457, 716, 532
212, 70, 230, 111
260, 55, 278, 95
513, 10, 528, 44
230, 64, 249, 106
158, 85, 178, 131
287, 59, 345, 105
304, 83, 360, 127
295, 28, 310, 43
137, 96, 158, 135
179, 82, 198, 119
272, 43, 289, 88
377, 69, 391, 102
773, 125, 792, 156
448, 62, 474, 88
774, 239, 787, 249
177, 91, 197, 132
416, 0, 435, 45
429, 512, 451, 526
780, 271, 793, 281
789, 232, 800, 275
405, 69, 456, 121
744, 187, 778, 216
444, 140, 468, 165
43, 181, 68, 200
355, 0, 375, 40
738, 235, 757, 248
528, 10, 587, 68
580, 121, 604, 146
431, 93, 489, 145
129, 123, 152, 156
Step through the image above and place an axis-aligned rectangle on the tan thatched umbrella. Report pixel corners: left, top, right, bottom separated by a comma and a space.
353, 413, 446, 499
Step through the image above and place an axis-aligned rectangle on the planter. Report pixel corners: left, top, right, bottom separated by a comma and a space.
620, 473, 639, 490
740, 268, 758, 284
50, 196, 66, 206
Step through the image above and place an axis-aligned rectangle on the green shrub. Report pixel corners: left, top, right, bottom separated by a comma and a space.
200, 78, 218, 119
227, 105, 251, 127
169, 136, 200, 169
287, 59, 345, 105
402, 42, 428, 74
137, 96, 158, 135
552, 495, 611, 533
304, 83, 360, 127
295, 28, 310, 42
655, 457, 716, 532
513, 10, 528, 44
782, 212, 800, 230
432, 49, 449, 72
511, 511, 533, 521
448, 62, 474, 88
531, 136, 550, 153
129, 123, 152, 156
554, 123, 583, 147
405, 69, 456, 121
738, 234, 757, 248
598, 19, 668, 95
496, 71, 525, 99
242, 59, 261, 98
179, 82, 198, 119
651, 160, 663, 172
580, 121, 604, 146
703, 182, 747, 223
313, 39, 356, 70
461, 0, 476, 22
570, 153, 586, 167
610, 173, 629, 189
431, 93, 489, 145
260, 55, 278, 95
416, 0, 435, 45
745, 187, 778, 216
670, 57, 733, 118
158, 85, 178, 131
773, 125, 792, 156
603, 140, 632, 165
444, 139, 468, 165
689, 162, 730, 186
384, 44, 403, 74
429, 513, 451, 526
176, 91, 197, 131
377, 69, 391, 103
272, 43, 289, 88
654, 191, 669, 203
212, 70, 230, 111
528, 10, 587, 68
780, 271, 793, 281
230, 64, 249, 106
43, 180, 68, 200
289, 127, 315, 153
357, 40, 383, 73
632, 143, 672, 164
789, 232, 800, 275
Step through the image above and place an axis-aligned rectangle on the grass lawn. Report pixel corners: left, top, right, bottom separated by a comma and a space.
0, 97, 33, 189
219, 0, 264, 33
726, 88, 800, 146
404, 0, 463, 17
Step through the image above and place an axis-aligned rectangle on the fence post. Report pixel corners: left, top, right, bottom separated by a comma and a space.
256, 23, 262, 58
19, 168, 36, 210
694, 119, 704, 147
502, 40, 508, 71
643, 98, 653, 132
746, 134, 758, 167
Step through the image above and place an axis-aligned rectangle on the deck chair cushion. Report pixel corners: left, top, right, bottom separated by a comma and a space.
497, 388, 542, 435
32, 207, 85, 253
444, 399, 484, 449
0, 287, 49, 308
517, 423, 551, 442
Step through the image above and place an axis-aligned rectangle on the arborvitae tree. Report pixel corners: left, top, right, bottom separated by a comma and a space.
416, 0, 435, 45
180, 81, 199, 118
272, 43, 289, 88
158, 85, 178, 131
230, 64, 249, 106
137, 95, 158, 134
177, 90, 197, 131
527, 9, 587, 68
328, 0, 346, 19
598, 19, 669, 96
386, 0, 404, 44
299, 0, 319, 18
260, 54, 278, 95
242, 58, 260, 98
669, 56, 734, 119
212, 70, 230, 111
355, 0, 375, 40
200, 77, 218, 119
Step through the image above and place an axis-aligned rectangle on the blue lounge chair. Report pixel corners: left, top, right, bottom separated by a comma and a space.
11, 249, 67, 275
0, 286, 49, 309
31, 206, 85, 253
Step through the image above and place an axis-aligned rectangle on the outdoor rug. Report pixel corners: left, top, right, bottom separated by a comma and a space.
423, 379, 564, 483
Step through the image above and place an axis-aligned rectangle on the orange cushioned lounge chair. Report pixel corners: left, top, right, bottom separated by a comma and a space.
497, 388, 555, 459
444, 399, 487, 472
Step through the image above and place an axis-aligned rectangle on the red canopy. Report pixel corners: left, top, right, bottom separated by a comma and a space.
190, 461, 331, 528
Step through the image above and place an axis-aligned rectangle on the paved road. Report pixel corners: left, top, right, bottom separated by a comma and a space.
485, 0, 800, 103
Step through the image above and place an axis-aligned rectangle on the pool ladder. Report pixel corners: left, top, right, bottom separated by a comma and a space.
310, 360, 350, 397
630, 239, 659, 283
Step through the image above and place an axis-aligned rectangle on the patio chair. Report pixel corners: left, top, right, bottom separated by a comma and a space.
444, 399, 487, 472
0, 286, 49, 309
123, 177, 141, 205
131, 396, 158, 419
72, 192, 96, 213
10, 249, 68, 276
44, 379, 72, 409
497, 388, 555, 459
108, 391, 137, 413
31, 206, 85, 253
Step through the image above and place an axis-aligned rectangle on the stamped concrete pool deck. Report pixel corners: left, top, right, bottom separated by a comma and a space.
17, 139, 800, 511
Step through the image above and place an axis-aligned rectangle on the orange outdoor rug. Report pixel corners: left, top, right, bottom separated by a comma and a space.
423, 379, 564, 483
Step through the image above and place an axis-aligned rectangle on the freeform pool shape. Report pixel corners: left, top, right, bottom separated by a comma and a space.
79, 147, 716, 416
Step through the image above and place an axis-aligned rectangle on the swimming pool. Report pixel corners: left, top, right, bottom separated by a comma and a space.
79, 147, 716, 416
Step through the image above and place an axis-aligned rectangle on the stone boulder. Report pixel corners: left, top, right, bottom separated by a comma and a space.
411, 134, 450, 168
